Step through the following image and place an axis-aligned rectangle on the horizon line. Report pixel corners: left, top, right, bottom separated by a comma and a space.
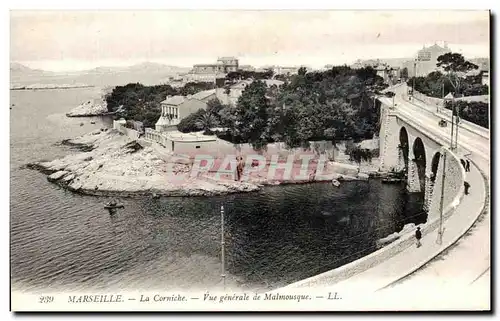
11, 53, 489, 73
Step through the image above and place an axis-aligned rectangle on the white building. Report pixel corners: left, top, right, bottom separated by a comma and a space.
155, 90, 217, 132
482, 71, 489, 87
410, 42, 452, 77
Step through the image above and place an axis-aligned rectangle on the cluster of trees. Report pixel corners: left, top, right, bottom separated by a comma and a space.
104, 82, 215, 128
445, 100, 489, 129
177, 99, 226, 134
349, 147, 374, 165
410, 71, 488, 98
225, 69, 274, 82
178, 66, 387, 150
107, 65, 389, 150
400, 67, 409, 81
409, 52, 488, 98
408, 52, 489, 129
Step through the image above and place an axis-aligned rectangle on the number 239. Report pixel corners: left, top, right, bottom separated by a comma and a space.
39, 296, 54, 303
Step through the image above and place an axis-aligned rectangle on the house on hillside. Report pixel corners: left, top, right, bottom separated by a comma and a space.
482, 71, 489, 87
155, 89, 217, 132
182, 57, 239, 83
375, 65, 400, 85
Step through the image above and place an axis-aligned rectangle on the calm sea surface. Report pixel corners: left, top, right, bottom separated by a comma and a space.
10, 88, 426, 293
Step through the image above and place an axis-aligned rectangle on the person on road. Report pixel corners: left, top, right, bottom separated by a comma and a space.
466, 159, 471, 172
415, 227, 422, 248
464, 181, 471, 195
460, 159, 467, 171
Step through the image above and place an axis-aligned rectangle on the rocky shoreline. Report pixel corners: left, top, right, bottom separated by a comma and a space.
27, 129, 384, 198
11, 84, 93, 90
66, 99, 111, 117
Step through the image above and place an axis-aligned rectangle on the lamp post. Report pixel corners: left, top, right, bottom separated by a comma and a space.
454, 94, 460, 150
220, 205, 226, 289
412, 59, 417, 94
440, 82, 444, 113
448, 94, 460, 150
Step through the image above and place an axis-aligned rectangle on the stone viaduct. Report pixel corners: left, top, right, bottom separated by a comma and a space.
377, 95, 465, 220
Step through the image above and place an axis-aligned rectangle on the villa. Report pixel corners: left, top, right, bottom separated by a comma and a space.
155, 89, 217, 132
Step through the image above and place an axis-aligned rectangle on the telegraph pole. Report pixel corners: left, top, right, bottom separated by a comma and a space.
220, 205, 226, 289
440, 82, 444, 113
454, 96, 459, 150
412, 59, 417, 94
450, 96, 455, 150
437, 150, 447, 245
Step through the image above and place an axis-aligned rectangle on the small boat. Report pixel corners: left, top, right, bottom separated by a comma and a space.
104, 201, 124, 210
382, 178, 403, 184
332, 179, 341, 187
321, 211, 334, 217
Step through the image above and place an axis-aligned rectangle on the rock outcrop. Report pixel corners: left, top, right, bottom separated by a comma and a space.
29, 130, 374, 198
66, 99, 109, 117
29, 130, 261, 197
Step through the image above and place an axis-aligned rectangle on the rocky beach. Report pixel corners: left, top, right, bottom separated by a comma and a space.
27, 129, 375, 198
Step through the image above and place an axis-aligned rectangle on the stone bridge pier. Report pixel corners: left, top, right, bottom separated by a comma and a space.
378, 101, 445, 213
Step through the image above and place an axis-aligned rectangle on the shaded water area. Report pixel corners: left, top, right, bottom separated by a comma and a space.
10, 88, 425, 293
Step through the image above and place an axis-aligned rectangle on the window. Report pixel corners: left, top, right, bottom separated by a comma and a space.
196, 146, 201, 149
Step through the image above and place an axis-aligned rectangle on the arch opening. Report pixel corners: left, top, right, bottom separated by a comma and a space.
430, 151, 441, 183
399, 127, 409, 171
412, 137, 427, 194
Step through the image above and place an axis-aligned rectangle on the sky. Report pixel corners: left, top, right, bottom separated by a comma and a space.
10, 10, 490, 71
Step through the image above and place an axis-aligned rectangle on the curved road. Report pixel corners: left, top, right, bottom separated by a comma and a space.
379, 84, 490, 310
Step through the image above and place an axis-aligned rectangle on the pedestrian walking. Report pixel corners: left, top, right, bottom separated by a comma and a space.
466, 159, 471, 172
464, 181, 471, 195
415, 227, 422, 248
460, 159, 467, 171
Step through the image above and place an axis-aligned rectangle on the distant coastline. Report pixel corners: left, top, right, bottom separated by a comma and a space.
10, 84, 94, 91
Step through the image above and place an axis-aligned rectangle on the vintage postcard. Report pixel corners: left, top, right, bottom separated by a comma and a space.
9, 9, 491, 312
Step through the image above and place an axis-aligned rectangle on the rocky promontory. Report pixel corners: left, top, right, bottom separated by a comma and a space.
66, 99, 110, 117
28, 129, 261, 197
27, 129, 376, 198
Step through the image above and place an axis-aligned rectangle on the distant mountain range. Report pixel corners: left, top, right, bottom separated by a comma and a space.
83, 62, 191, 75
10, 62, 55, 76
10, 62, 191, 88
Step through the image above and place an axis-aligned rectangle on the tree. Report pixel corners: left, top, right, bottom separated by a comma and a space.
232, 80, 271, 150
437, 53, 478, 97
400, 67, 408, 81
298, 67, 307, 76
206, 98, 224, 117
196, 112, 219, 134
177, 109, 206, 133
